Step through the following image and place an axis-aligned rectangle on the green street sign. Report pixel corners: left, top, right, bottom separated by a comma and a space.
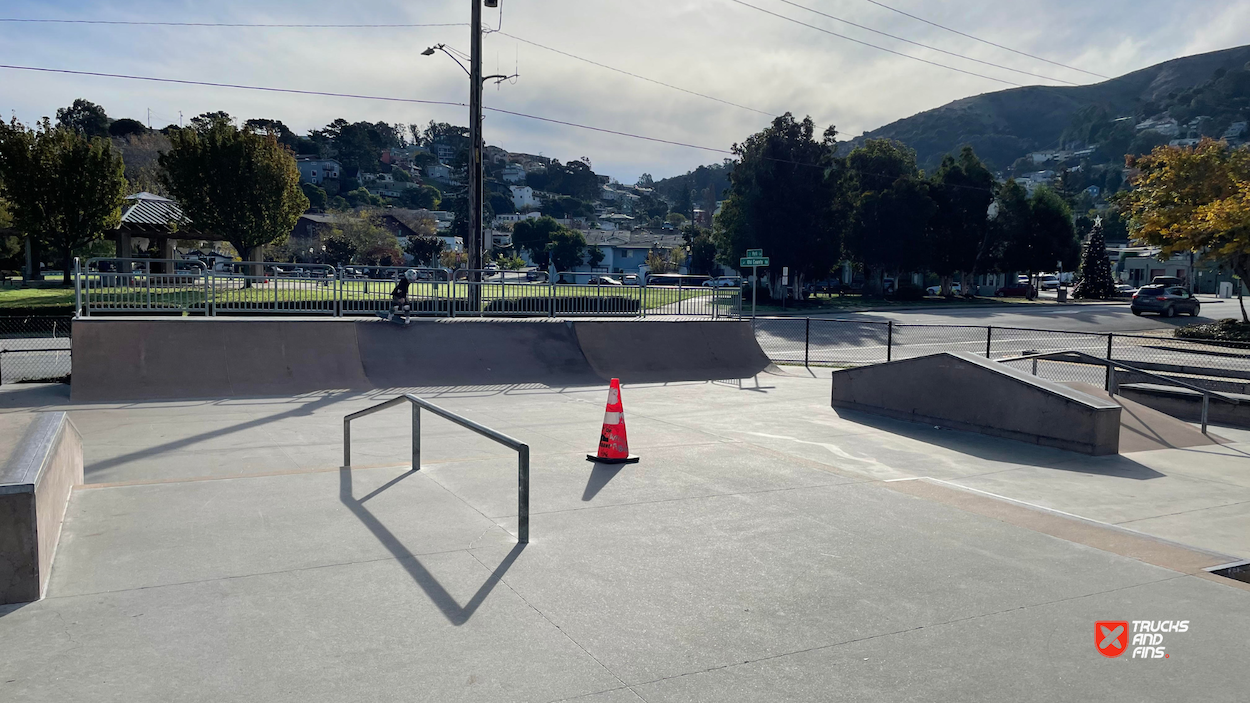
745, 249, 763, 257
740, 257, 770, 267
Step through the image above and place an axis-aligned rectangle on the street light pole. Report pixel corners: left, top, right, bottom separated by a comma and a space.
468, 0, 484, 280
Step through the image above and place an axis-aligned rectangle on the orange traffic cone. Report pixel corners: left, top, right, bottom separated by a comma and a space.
587, 378, 640, 464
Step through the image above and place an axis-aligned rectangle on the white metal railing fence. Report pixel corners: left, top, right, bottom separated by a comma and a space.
76, 259, 742, 319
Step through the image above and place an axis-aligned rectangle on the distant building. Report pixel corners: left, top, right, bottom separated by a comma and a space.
1135, 117, 1180, 138
296, 157, 342, 185
511, 185, 541, 210
1168, 138, 1202, 148
501, 163, 527, 183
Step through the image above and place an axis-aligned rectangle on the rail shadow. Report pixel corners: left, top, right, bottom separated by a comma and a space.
338, 465, 524, 626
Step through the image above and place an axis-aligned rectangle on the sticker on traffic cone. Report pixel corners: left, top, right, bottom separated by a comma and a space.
587, 378, 639, 464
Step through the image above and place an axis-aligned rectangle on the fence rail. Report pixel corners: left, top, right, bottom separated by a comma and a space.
76, 259, 741, 319
752, 316, 1250, 386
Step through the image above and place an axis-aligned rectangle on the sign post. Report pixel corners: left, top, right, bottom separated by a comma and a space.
740, 251, 769, 324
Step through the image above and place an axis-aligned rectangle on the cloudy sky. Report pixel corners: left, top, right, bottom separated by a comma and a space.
3, 0, 1249, 183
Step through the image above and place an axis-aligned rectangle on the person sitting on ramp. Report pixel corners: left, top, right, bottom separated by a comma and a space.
383, 269, 420, 323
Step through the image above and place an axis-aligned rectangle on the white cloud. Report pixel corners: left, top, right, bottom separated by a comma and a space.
1, 0, 1247, 183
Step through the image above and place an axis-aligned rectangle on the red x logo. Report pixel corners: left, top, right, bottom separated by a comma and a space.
1096, 621, 1129, 658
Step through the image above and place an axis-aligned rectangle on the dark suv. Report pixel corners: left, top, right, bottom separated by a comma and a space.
1131, 285, 1201, 317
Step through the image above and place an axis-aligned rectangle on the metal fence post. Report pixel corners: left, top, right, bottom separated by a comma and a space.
412, 404, 421, 471
518, 444, 530, 544
1105, 333, 1115, 391
805, 317, 810, 367
986, 326, 993, 358
73, 257, 81, 316
1201, 396, 1210, 435
886, 321, 894, 362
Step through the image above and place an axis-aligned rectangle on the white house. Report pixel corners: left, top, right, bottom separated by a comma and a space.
511, 185, 542, 210
494, 212, 542, 227
296, 158, 341, 185
501, 163, 527, 183
425, 163, 452, 181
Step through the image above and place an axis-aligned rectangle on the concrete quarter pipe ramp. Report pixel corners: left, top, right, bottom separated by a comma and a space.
71, 317, 773, 401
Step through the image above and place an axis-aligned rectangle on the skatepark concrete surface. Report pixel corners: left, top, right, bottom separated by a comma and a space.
2, 367, 1249, 702
70, 317, 773, 401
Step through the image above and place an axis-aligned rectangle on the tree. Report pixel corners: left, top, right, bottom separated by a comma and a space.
587, 245, 605, 269
843, 139, 930, 295
56, 99, 110, 138
512, 216, 564, 267
399, 185, 440, 210
546, 227, 586, 272
322, 215, 403, 266
0, 118, 126, 285
160, 118, 308, 279
927, 147, 996, 296
636, 173, 655, 188
716, 114, 841, 298
1120, 139, 1250, 320
108, 118, 147, 138
1072, 220, 1117, 299
689, 230, 719, 275
301, 182, 328, 211
1001, 186, 1081, 282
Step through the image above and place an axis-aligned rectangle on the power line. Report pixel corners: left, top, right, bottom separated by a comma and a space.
0, 18, 467, 28
0, 16, 775, 117
0, 63, 1003, 195
773, 0, 1078, 85
726, 0, 1021, 87
496, 32, 774, 116
860, 0, 1108, 79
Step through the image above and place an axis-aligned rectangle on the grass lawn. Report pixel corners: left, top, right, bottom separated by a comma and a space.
0, 286, 77, 312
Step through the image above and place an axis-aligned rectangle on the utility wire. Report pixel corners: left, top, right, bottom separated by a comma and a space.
496, 32, 774, 116
773, 0, 1078, 85
0, 18, 468, 28
0, 63, 1005, 195
727, 0, 1021, 87
0, 16, 775, 117
860, 0, 1108, 79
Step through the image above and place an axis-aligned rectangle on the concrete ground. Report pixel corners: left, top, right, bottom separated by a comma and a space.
1, 370, 1248, 702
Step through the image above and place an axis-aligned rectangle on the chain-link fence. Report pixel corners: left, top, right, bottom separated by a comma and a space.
754, 317, 1250, 390
0, 316, 73, 384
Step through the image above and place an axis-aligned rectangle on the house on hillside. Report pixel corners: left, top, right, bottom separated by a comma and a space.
501, 163, 527, 183
296, 157, 342, 185
1135, 117, 1180, 138
511, 185, 541, 210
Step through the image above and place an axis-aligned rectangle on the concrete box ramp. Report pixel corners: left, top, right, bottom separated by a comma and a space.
357, 319, 599, 388
832, 352, 1123, 455
71, 318, 371, 401
1062, 382, 1227, 453
574, 319, 772, 383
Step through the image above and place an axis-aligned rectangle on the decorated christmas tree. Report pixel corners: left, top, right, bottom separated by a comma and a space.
1072, 218, 1117, 300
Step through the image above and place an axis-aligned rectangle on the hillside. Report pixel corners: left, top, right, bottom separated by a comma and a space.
844, 43, 1250, 172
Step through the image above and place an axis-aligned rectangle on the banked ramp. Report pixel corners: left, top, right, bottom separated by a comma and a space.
71, 317, 772, 401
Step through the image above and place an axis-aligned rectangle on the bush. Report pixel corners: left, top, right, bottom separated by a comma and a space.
890, 281, 925, 301
1175, 318, 1250, 343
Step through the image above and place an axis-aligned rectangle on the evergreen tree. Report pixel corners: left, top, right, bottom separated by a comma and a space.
1072, 220, 1117, 299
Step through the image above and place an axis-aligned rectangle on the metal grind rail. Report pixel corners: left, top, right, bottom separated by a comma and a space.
1002, 350, 1240, 435
342, 394, 529, 543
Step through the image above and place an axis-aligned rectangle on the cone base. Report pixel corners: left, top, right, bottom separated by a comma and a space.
586, 454, 640, 464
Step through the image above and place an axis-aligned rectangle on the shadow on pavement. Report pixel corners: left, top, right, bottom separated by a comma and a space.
338, 465, 524, 626
582, 462, 624, 501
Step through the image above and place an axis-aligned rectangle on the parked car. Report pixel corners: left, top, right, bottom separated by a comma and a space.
1131, 285, 1201, 317
702, 277, 743, 288
1114, 283, 1138, 298
587, 276, 622, 286
1039, 275, 1061, 290
1151, 276, 1184, 287
995, 282, 1037, 299
925, 283, 962, 295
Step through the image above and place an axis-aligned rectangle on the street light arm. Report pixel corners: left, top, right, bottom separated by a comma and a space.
424, 44, 471, 77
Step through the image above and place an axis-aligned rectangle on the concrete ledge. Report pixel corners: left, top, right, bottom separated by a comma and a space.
0, 412, 83, 604
1118, 383, 1250, 429
832, 352, 1122, 455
